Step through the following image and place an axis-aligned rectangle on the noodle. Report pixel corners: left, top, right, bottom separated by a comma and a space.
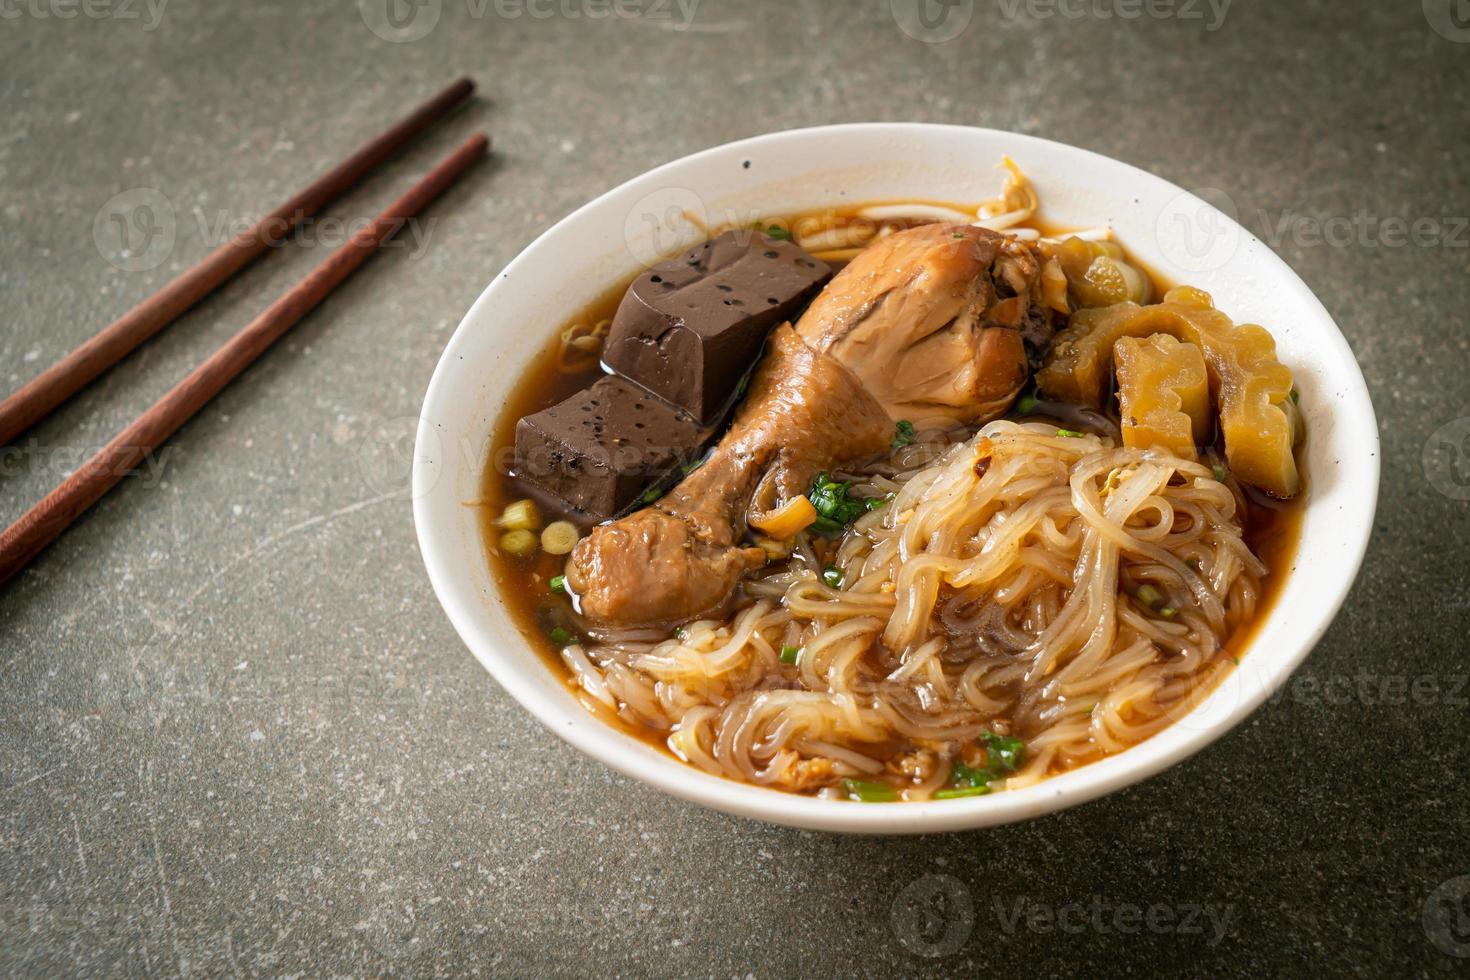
555, 317, 611, 373
572, 421, 1264, 799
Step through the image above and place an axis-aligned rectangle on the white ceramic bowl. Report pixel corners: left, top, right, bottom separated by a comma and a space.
413, 124, 1378, 834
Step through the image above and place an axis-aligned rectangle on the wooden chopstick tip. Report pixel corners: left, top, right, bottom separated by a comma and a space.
0, 125, 497, 589
465, 133, 491, 157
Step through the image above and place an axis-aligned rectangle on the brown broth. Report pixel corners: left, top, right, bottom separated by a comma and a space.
477, 208, 1305, 768
478, 283, 619, 662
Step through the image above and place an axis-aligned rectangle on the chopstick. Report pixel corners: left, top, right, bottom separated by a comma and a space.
0, 77, 476, 448
0, 133, 490, 588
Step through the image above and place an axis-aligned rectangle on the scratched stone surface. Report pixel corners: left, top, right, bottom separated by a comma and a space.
2, 0, 1468, 975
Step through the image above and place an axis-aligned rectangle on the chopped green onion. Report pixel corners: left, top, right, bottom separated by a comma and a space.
948, 761, 992, 788
641, 485, 665, 504
808, 471, 887, 537
938, 733, 1025, 798
821, 565, 844, 588
499, 498, 541, 532
540, 521, 579, 556
891, 419, 916, 449
1055, 428, 1085, 438
1290, 388, 1300, 404
1015, 393, 1039, 415
1135, 585, 1178, 619
549, 574, 567, 595
843, 779, 898, 803
499, 529, 539, 557
809, 515, 845, 537
980, 732, 1025, 772
779, 645, 801, 665
1211, 463, 1229, 483
952, 231, 966, 239
548, 626, 573, 646
765, 225, 792, 241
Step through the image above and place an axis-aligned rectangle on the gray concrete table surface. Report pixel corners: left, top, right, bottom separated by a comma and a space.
2, 0, 1467, 975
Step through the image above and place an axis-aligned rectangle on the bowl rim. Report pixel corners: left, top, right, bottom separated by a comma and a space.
413, 122, 1380, 834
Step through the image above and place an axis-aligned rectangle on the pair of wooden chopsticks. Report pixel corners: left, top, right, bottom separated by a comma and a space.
0, 78, 488, 587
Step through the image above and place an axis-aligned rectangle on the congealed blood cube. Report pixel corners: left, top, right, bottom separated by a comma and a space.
602, 230, 831, 422
513, 376, 711, 522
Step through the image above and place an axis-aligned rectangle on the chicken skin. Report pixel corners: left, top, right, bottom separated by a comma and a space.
796, 223, 1041, 429
567, 324, 891, 627
568, 224, 1047, 628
